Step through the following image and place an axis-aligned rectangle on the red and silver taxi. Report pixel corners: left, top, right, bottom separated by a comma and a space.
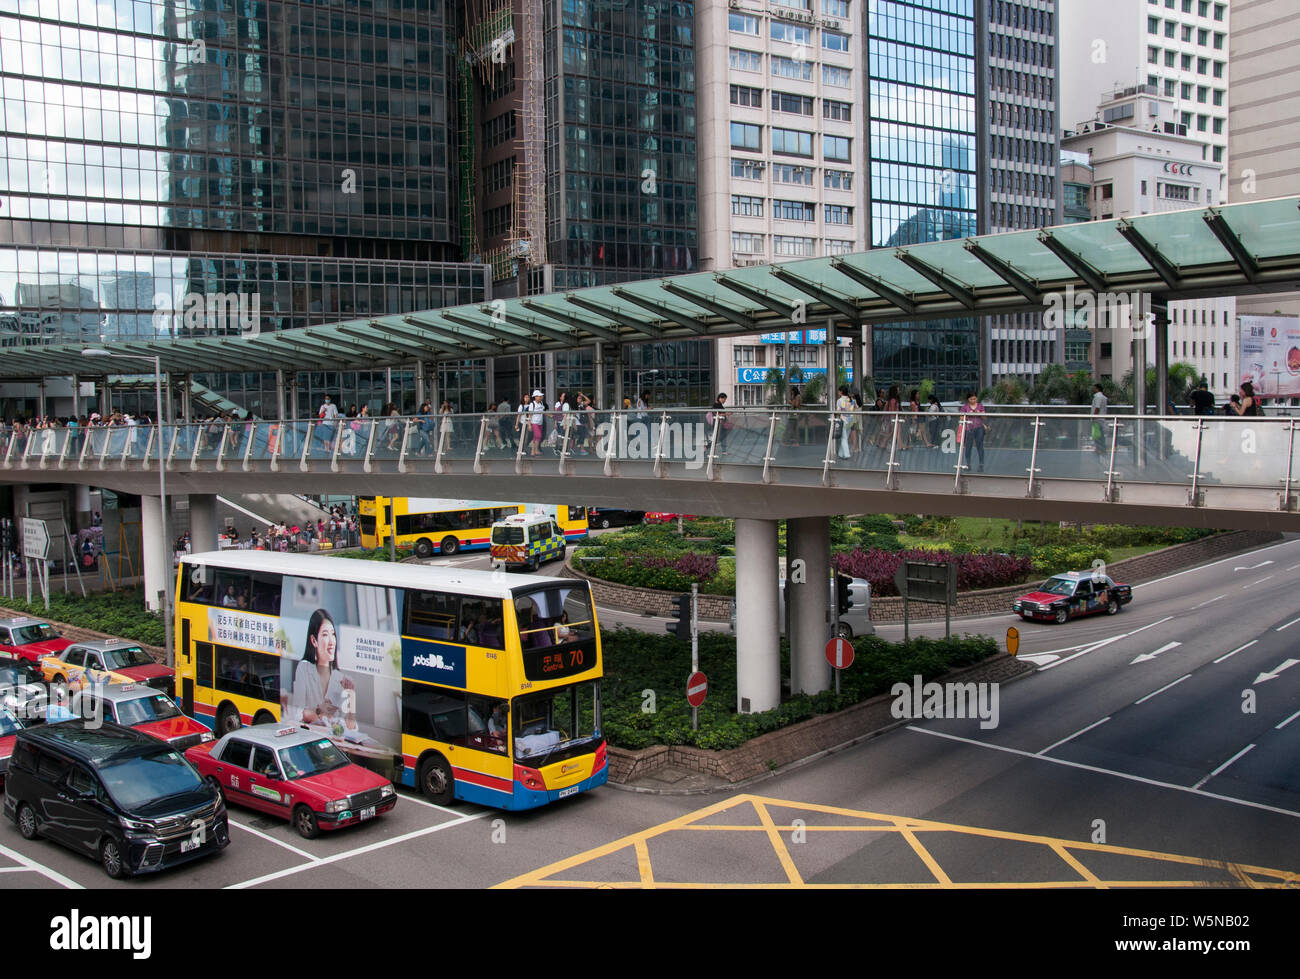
186, 724, 397, 838
76, 683, 215, 752
0, 616, 72, 664
1012, 571, 1134, 623
0, 708, 24, 790
40, 640, 173, 694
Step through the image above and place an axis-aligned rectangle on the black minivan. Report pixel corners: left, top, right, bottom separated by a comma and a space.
4, 720, 229, 878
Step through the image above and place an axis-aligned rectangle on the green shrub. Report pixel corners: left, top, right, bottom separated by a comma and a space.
0, 589, 165, 647
857, 514, 897, 535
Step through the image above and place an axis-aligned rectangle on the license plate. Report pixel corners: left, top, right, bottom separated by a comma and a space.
360, 806, 376, 820
557, 786, 578, 799
180, 838, 199, 853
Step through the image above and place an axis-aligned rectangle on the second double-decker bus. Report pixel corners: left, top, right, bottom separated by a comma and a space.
172, 551, 607, 810
357, 497, 588, 557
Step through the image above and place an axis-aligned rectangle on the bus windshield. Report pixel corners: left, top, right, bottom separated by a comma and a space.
512, 680, 601, 766
514, 586, 595, 649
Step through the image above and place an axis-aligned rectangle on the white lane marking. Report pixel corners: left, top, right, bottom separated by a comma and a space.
1018, 653, 1060, 666
1288, 563, 1300, 572
1193, 744, 1257, 790
227, 810, 491, 889
1214, 640, 1257, 664
1234, 561, 1274, 572
1130, 641, 1181, 665
0, 866, 35, 873
396, 791, 466, 817
1038, 617, 1174, 672
1037, 716, 1110, 756
1134, 674, 1192, 705
1244, 575, 1276, 588
1190, 594, 1226, 610
0, 842, 84, 889
1276, 708, 1300, 731
907, 727, 1300, 820
1253, 659, 1300, 685
1133, 541, 1298, 590
1276, 617, 1300, 632
227, 818, 316, 861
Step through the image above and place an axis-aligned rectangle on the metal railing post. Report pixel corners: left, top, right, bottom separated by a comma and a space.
761, 410, 779, 484
57, 429, 74, 470
329, 420, 343, 472
603, 411, 620, 477
138, 427, 156, 472
515, 412, 529, 474
558, 414, 575, 473
433, 416, 450, 474
705, 410, 721, 480
2, 432, 14, 468
362, 419, 377, 473
474, 416, 488, 473
269, 423, 282, 472
886, 414, 902, 490
397, 419, 413, 473
118, 428, 135, 468
1188, 419, 1206, 506
821, 408, 837, 486
242, 423, 256, 471
79, 428, 95, 468
190, 424, 204, 469
952, 413, 968, 492
1283, 419, 1298, 511
298, 421, 315, 471
652, 410, 669, 478
214, 425, 229, 471
1025, 416, 1044, 498
1104, 417, 1121, 501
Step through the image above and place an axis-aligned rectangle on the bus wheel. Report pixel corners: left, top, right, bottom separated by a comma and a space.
216, 702, 242, 734
252, 710, 276, 726
414, 538, 434, 559
439, 536, 460, 555
418, 755, 455, 806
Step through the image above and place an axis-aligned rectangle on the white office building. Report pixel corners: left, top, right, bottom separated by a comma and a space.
1063, 87, 1235, 397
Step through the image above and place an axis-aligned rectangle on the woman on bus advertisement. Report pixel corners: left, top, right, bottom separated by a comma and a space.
276, 577, 404, 780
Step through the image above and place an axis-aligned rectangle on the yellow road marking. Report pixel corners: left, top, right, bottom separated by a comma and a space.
495, 794, 1300, 890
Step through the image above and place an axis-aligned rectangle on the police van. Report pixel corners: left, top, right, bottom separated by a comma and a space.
489, 512, 567, 572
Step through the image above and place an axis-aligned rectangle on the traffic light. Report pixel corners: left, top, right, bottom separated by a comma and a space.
835, 574, 853, 616
666, 593, 692, 640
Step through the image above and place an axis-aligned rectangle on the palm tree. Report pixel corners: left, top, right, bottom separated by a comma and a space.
1117, 361, 1200, 409
988, 377, 1029, 404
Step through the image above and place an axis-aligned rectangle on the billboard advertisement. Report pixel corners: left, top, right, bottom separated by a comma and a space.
1239, 315, 1300, 398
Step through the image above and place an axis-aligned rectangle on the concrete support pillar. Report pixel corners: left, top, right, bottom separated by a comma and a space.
787, 516, 831, 696
181, 375, 192, 423
735, 518, 781, 714
37, 381, 46, 419
74, 485, 92, 530
612, 346, 624, 409
593, 342, 605, 409
825, 319, 837, 394
851, 326, 865, 399
140, 495, 168, 612
1153, 301, 1169, 415
287, 374, 298, 420
1133, 301, 1148, 415
414, 360, 425, 407
428, 365, 439, 411
71, 374, 80, 420
189, 494, 219, 554
100, 377, 110, 415
275, 370, 286, 421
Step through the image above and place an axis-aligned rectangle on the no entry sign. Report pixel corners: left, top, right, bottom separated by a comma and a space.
686, 671, 708, 708
825, 636, 854, 670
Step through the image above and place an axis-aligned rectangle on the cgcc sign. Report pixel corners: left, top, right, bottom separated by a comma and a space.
21, 518, 49, 561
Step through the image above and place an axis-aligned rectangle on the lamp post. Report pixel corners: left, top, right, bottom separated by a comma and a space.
635, 368, 660, 405
82, 349, 173, 665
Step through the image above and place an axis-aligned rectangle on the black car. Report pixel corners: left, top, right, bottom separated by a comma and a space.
3, 719, 229, 878
586, 507, 646, 529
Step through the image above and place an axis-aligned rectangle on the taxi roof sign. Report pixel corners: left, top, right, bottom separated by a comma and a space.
275, 726, 298, 737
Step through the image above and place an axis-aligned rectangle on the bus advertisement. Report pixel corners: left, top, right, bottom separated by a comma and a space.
175, 552, 607, 810
357, 497, 588, 556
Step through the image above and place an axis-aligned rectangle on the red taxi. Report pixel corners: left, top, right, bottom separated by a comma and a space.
0, 708, 23, 790
77, 683, 216, 752
186, 724, 397, 838
0, 616, 72, 664
1012, 571, 1134, 623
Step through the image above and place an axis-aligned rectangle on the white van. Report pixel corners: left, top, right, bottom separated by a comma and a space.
729, 576, 873, 638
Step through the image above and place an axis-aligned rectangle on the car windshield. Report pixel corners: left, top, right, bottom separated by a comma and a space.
492, 525, 524, 545
0, 664, 40, 686
0, 709, 21, 735
101, 647, 154, 669
98, 750, 203, 810
12, 623, 56, 644
1039, 578, 1077, 596
114, 694, 184, 726
278, 739, 350, 779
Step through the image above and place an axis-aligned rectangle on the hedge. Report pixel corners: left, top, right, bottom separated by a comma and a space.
0, 589, 165, 647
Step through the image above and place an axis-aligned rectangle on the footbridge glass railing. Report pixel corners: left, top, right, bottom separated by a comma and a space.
2, 410, 1296, 504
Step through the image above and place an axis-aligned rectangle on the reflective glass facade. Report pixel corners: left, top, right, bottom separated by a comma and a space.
0, 0, 485, 413
867, 0, 980, 399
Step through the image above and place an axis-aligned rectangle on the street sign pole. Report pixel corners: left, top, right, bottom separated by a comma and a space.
831, 570, 840, 693
691, 582, 699, 731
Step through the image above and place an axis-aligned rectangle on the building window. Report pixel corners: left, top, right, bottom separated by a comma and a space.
731, 195, 764, 217
730, 85, 763, 108
771, 22, 811, 45
1165, 50, 1176, 67
1148, 46, 1159, 64
774, 92, 815, 116
822, 30, 850, 52
732, 158, 765, 179
825, 239, 853, 255
773, 163, 814, 186
822, 135, 851, 162
773, 235, 816, 257
823, 99, 852, 121
730, 122, 762, 151
824, 169, 852, 191
729, 13, 759, 35
730, 48, 762, 72
1212, 89, 1223, 106
822, 65, 852, 87
773, 199, 817, 222
772, 55, 814, 80
772, 127, 814, 157
733, 345, 759, 366
1213, 61, 1224, 78
485, 204, 512, 238
822, 0, 849, 16
731, 232, 765, 254
824, 204, 853, 225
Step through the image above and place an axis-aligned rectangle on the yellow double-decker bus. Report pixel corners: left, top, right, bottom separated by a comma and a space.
173, 551, 607, 809
357, 496, 588, 557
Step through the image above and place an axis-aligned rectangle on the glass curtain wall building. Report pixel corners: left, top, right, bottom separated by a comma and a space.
866, 0, 980, 399
0, 0, 486, 418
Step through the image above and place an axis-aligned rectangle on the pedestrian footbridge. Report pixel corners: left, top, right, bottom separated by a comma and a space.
3, 408, 1297, 532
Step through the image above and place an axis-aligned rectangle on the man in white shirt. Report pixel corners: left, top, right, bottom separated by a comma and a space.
1090, 384, 1108, 454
